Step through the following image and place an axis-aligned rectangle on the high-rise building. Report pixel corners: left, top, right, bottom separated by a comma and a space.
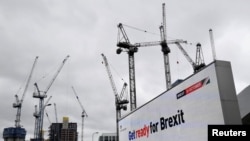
98, 133, 117, 141
2, 127, 26, 141
61, 123, 77, 141
49, 123, 62, 141
49, 117, 77, 141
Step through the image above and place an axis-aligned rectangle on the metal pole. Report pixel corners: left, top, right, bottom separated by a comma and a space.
116, 97, 119, 141
92, 132, 99, 141
209, 29, 217, 61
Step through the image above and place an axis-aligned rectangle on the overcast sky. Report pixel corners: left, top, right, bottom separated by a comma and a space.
1, 0, 250, 141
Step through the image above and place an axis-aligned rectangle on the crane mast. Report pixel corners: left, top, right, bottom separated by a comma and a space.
117, 32, 186, 111
33, 105, 39, 139
116, 3, 201, 112
116, 3, 173, 111
13, 56, 38, 128
159, 3, 172, 90
72, 86, 88, 141
54, 103, 58, 123
101, 53, 128, 141
117, 23, 137, 111
33, 55, 69, 141
33, 95, 52, 140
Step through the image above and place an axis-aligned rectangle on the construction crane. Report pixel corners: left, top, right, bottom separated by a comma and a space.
54, 103, 58, 123
195, 43, 206, 72
13, 56, 38, 128
159, 3, 172, 90
33, 96, 52, 140
71, 86, 88, 141
116, 3, 187, 111
175, 42, 206, 72
101, 53, 129, 117
52, 103, 60, 141
33, 105, 39, 138
175, 42, 196, 71
33, 55, 69, 141
101, 53, 128, 141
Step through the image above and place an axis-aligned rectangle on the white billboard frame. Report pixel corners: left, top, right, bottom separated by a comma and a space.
118, 60, 241, 141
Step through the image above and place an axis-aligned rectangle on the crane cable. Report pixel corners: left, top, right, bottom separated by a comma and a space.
101, 55, 128, 100
122, 24, 160, 36
122, 24, 190, 40
109, 63, 126, 83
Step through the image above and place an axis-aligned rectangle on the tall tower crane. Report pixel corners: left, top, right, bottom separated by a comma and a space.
159, 3, 171, 90
116, 4, 187, 111
13, 56, 38, 128
33, 96, 52, 140
116, 23, 137, 112
71, 86, 88, 141
101, 53, 128, 141
33, 55, 69, 141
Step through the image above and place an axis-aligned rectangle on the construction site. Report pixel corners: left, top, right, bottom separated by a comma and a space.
2, 2, 250, 141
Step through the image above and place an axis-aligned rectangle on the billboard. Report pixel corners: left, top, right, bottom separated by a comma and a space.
118, 60, 242, 141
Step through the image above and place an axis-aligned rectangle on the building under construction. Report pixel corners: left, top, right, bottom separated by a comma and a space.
49, 117, 78, 141
2, 2, 250, 141
98, 133, 117, 141
2, 127, 26, 141
3, 57, 38, 141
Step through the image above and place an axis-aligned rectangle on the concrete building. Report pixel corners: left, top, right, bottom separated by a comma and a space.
98, 133, 117, 141
60, 124, 77, 141
2, 127, 26, 141
49, 123, 62, 141
49, 117, 78, 141
237, 85, 250, 124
